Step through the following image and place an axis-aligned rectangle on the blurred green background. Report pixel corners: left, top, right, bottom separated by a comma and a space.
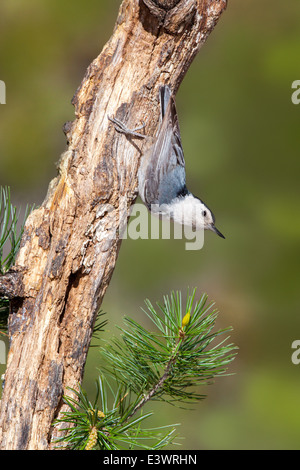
1, 0, 300, 450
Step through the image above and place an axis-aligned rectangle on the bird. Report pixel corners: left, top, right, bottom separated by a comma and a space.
108, 85, 225, 239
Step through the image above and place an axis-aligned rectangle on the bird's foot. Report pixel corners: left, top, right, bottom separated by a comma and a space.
108, 115, 147, 139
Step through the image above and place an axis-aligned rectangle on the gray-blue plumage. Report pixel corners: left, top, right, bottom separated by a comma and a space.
138, 85, 189, 209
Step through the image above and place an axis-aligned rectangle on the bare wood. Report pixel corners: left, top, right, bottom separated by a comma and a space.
0, 0, 227, 450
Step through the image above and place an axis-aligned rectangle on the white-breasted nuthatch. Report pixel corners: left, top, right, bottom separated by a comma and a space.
109, 85, 225, 239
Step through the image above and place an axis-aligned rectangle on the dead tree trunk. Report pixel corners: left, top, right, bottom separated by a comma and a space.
0, 0, 227, 450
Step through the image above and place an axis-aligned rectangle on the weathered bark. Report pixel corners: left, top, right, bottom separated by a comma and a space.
0, 0, 227, 449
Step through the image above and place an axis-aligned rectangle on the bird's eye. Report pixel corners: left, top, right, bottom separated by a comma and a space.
202, 210, 207, 217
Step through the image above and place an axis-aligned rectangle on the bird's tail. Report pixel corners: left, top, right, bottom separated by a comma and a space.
159, 85, 172, 120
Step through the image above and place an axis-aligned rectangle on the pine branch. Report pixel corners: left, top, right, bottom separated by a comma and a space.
101, 290, 236, 404
54, 378, 177, 450
55, 289, 237, 450
125, 326, 185, 421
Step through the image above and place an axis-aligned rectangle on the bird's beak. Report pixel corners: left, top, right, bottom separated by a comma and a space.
209, 224, 225, 239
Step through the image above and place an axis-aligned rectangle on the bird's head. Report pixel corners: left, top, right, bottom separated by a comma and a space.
164, 194, 225, 239
196, 199, 225, 239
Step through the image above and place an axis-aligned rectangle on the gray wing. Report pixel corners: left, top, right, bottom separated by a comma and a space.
139, 86, 187, 208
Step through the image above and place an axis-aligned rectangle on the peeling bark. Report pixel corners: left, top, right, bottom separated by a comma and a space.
0, 0, 228, 449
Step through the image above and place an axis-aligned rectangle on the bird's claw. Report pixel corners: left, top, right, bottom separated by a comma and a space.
108, 115, 146, 139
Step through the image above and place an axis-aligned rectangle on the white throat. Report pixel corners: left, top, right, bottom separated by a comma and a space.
157, 194, 207, 230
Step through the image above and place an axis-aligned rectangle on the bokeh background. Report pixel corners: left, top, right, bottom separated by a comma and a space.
1, 0, 300, 450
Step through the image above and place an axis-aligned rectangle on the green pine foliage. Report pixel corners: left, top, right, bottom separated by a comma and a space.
55, 290, 237, 450
0, 186, 32, 275
54, 378, 177, 450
